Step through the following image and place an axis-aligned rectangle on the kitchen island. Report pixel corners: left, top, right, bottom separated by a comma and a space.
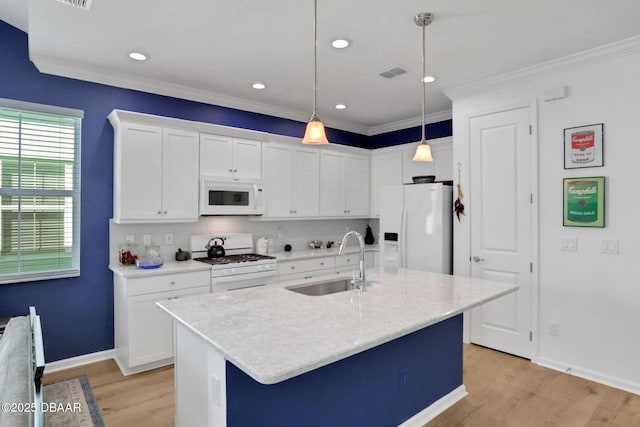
157, 267, 517, 427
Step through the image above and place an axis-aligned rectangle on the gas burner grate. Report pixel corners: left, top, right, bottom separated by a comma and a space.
195, 253, 276, 265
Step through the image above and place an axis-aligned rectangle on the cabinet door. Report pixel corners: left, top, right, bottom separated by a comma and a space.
200, 133, 233, 177
162, 128, 199, 221
432, 142, 453, 181
233, 138, 262, 179
345, 154, 369, 216
320, 151, 346, 216
262, 143, 294, 217
370, 151, 403, 217
129, 291, 174, 367
118, 123, 163, 221
402, 147, 434, 184
292, 147, 320, 217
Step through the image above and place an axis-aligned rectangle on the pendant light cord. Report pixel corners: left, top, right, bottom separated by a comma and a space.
421, 21, 426, 143
312, 0, 318, 119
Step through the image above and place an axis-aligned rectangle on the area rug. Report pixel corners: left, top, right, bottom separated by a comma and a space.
43, 375, 105, 427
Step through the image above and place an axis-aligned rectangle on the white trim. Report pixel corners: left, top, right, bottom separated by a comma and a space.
537, 357, 640, 396
398, 385, 468, 427
368, 110, 452, 136
45, 349, 115, 373
0, 97, 84, 118
445, 35, 640, 101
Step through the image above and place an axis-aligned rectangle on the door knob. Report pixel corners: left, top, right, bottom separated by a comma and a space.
472, 256, 485, 263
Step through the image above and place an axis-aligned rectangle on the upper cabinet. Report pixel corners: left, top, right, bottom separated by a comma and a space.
200, 133, 261, 180
111, 119, 199, 223
320, 149, 369, 217
262, 143, 319, 218
370, 150, 403, 217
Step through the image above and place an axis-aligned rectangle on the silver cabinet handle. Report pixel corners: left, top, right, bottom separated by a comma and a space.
472, 256, 485, 263
291, 266, 295, 270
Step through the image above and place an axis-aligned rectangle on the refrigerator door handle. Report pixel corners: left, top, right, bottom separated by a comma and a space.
401, 206, 408, 268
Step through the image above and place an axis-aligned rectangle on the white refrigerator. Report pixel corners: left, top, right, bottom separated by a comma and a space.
379, 183, 453, 274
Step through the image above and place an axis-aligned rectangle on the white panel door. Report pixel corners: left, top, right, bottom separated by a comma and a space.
292, 147, 320, 217
119, 123, 163, 221
320, 151, 346, 216
199, 133, 234, 177
162, 128, 199, 220
262, 143, 294, 217
469, 106, 533, 359
345, 154, 369, 216
233, 138, 262, 179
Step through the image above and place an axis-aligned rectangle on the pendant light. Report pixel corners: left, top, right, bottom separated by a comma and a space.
412, 12, 434, 162
302, 0, 329, 144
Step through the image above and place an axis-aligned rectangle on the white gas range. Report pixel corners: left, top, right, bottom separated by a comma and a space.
190, 233, 278, 293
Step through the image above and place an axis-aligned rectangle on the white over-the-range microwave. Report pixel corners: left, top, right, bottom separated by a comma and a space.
199, 176, 265, 216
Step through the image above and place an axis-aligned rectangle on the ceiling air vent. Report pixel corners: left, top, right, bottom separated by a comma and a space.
379, 66, 408, 79
57, 0, 93, 10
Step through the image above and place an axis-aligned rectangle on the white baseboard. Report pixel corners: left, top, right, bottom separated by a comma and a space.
399, 385, 468, 427
45, 349, 116, 374
537, 357, 640, 396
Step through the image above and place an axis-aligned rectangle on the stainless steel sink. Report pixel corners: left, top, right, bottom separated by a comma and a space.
285, 279, 355, 296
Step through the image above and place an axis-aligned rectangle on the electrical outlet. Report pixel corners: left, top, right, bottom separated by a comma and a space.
165, 233, 174, 245
143, 234, 152, 246
549, 322, 560, 337
125, 234, 135, 243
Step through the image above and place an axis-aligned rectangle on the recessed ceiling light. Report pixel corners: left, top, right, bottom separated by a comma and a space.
422, 75, 437, 83
331, 39, 350, 49
252, 82, 266, 90
335, 104, 347, 110
128, 52, 147, 61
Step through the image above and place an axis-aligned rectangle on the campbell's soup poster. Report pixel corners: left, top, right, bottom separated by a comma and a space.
563, 177, 605, 228
564, 123, 604, 169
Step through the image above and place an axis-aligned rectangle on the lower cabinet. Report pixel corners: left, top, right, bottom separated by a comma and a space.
277, 251, 378, 282
114, 269, 210, 375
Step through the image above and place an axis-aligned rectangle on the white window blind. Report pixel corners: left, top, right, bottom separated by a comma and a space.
0, 100, 81, 284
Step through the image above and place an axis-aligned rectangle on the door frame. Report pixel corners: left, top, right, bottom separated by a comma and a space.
457, 99, 540, 363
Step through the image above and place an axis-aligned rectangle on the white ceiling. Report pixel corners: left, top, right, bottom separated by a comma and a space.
2, 0, 640, 134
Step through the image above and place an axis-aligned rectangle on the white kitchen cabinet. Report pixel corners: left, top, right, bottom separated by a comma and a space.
200, 133, 261, 179
320, 150, 369, 217
262, 143, 319, 218
278, 257, 335, 281
369, 150, 403, 217
114, 269, 210, 375
112, 121, 199, 223
334, 254, 359, 275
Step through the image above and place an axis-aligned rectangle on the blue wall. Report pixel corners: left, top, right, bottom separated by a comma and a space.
0, 20, 451, 362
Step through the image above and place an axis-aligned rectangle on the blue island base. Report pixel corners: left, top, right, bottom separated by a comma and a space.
226, 314, 463, 427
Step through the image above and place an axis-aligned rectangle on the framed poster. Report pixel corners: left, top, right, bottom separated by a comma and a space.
563, 177, 605, 228
564, 123, 604, 168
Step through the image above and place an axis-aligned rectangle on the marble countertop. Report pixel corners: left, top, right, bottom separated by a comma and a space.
270, 244, 379, 262
109, 260, 211, 278
157, 267, 517, 385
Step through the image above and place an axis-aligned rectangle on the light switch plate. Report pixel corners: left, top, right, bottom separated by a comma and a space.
165, 233, 173, 245
143, 234, 152, 246
601, 239, 619, 254
561, 238, 577, 251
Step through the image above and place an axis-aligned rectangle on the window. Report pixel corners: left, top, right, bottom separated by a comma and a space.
0, 99, 82, 284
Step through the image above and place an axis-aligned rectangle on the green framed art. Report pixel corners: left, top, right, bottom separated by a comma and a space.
563, 177, 605, 227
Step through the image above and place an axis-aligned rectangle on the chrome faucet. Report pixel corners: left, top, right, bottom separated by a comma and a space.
339, 231, 366, 291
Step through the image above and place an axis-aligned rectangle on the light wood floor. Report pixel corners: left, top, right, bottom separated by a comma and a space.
44, 344, 640, 427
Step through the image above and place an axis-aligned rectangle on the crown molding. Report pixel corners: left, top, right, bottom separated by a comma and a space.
445, 35, 640, 100
29, 53, 370, 135
368, 110, 452, 136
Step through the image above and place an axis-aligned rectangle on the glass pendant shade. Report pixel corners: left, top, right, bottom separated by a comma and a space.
412, 141, 433, 162
302, 116, 329, 144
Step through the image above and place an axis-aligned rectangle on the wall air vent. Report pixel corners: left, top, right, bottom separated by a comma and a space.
57, 0, 93, 10
379, 66, 408, 79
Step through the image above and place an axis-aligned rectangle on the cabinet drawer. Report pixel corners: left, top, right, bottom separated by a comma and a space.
279, 269, 334, 282
127, 270, 210, 296
277, 257, 334, 276
334, 254, 359, 268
